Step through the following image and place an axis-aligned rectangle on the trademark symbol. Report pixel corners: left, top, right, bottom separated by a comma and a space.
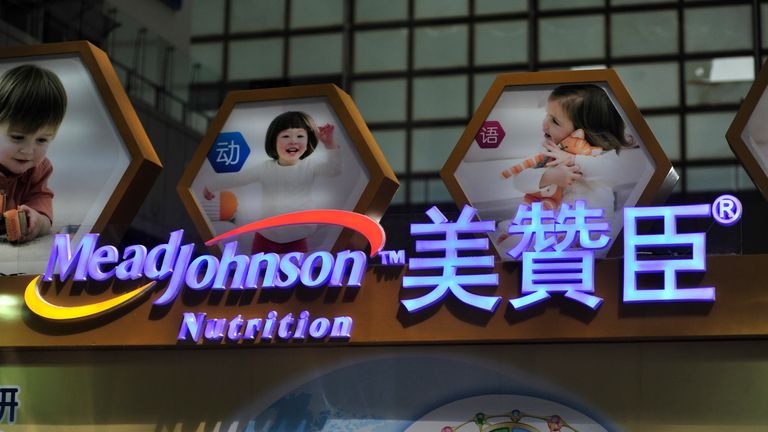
379, 249, 406, 266
712, 194, 742, 226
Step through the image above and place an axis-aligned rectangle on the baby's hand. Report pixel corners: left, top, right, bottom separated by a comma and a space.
543, 141, 575, 167
541, 164, 582, 188
18, 205, 51, 243
203, 186, 215, 200
317, 123, 338, 149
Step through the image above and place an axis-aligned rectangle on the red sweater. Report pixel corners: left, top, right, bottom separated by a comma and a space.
0, 157, 53, 222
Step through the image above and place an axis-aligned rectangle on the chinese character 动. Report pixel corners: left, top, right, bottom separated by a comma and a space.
215, 140, 241, 166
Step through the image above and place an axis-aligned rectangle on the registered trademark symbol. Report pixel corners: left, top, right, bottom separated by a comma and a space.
712, 194, 742, 226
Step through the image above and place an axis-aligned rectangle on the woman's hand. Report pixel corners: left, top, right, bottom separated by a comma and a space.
543, 141, 575, 167
540, 164, 582, 188
317, 123, 338, 149
18, 205, 51, 242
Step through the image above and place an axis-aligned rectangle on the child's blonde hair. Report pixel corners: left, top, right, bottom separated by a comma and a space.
549, 84, 633, 152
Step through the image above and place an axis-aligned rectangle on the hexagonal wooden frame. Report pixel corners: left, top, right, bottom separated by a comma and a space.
178, 84, 399, 251
441, 69, 677, 256
0, 41, 162, 239
726, 59, 768, 200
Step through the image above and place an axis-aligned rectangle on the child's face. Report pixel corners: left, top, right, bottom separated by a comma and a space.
542, 99, 575, 145
275, 127, 308, 166
0, 122, 55, 175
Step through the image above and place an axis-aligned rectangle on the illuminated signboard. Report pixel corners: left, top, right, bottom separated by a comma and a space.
397, 196, 740, 317
25, 209, 384, 343
1, 67, 767, 349
16, 194, 741, 346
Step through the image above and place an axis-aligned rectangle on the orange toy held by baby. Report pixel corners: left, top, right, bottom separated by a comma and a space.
500, 129, 602, 210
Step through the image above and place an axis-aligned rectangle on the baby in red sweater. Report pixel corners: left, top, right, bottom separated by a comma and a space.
0, 64, 67, 243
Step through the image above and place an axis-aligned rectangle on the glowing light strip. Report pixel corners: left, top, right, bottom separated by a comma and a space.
24, 276, 156, 321
204, 209, 386, 257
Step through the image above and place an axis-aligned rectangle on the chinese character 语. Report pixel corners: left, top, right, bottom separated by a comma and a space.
623, 204, 715, 303
506, 201, 610, 310
215, 140, 241, 166
402, 205, 500, 313
475, 120, 506, 149
0, 386, 19, 424
480, 126, 499, 145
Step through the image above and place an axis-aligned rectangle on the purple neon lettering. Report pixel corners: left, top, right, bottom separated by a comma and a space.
115, 245, 148, 280
299, 252, 334, 288
308, 317, 331, 338
88, 245, 119, 281
243, 318, 263, 340
261, 311, 278, 340
204, 318, 227, 341
330, 250, 366, 287
293, 311, 310, 340
329, 316, 353, 339
275, 252, 303, 288
176, 311, 353, 343
277, 313, 295, 339
153, 243, 194, 306
145, 230, 185, 279
43, 234, 98, 282
507, 202, 557, 258
244, 253, 279, 288
226, 315, 245, 341
185, 255, 219, 290
623, 204, 715, 303
42, 228, 368, 308
213, 242, 248, 289
178, 312, 205, 342
554, 200, 610, 251
402, 205, 500, 313
512, 250, 602, 310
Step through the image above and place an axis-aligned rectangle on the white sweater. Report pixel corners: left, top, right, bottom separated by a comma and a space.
210, 149, 341, 243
